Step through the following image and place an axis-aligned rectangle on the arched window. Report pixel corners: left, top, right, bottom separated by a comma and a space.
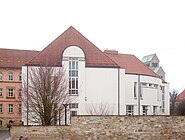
9, 72, 13, 81
0, 72, 2, 81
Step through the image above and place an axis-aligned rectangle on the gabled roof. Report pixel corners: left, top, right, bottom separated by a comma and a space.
0, 48, 39, 68
142, 54, 156, 63
104, 50, 158, 77
177, 90, 185, 101
27, 26, 119, 68
152, 66, 165, 74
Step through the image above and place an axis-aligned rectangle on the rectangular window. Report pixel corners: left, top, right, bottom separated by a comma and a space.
19, 89, 22, 97
0, 120, 2, 126
19, 73, 22, 81
162, 101, 165, 113
142, 105, 148, 115
69, 103, 78, 109
70, 111, 77, 116
9, 72, 13, 81
141, 83, 147, 87
8, 89, 14, 97
153, 106, 157, 115
152, 63, 158, 67
126, 105, 134, 115
19, 104, 22, 113
154, 84, 158, 88
0, 88, 2, 97
69, 58, 78, 95
8, 104, 13, 113
0, 104, 2, 113
0, 72, 2, 81
134, 82, 137, 99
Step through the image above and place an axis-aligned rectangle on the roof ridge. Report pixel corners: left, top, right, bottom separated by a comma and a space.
0, 48, 39, 52
27, 26, 119, 67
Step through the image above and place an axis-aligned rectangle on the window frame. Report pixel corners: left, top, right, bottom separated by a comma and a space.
126, 105, 134, 115
70, 110, 77, 116
134, 82, 137, 99
8, 88, 14, 97
0, 104, 2, 113
8, 104, 13, 113
0, 72, 2, 81
0, 120, 2, 126
19, 72, 22, 81
69, 57, 78, 95
0, 88, 2, 97
69, 103, 78, 109
8, 72, 13, 81
142, 105, 148, 115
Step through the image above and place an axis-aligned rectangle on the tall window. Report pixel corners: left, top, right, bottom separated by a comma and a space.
142, 105, 148, 115
126, 105, 134, 115
0, 104, 2, 113
161, 86, 165, 113
8, 104, 13, 113
153, 106, 157, 115
8, 89, 14, 97
0, 72, 2, 81
69, 58, 78, 95
19, 89, 22, 97
19, 72, 22, 81
8, 72, 13, 81
19, 104, 22, 113
0, 120, 2, 126
134, 82, 137, 99
0, 88, 2, 97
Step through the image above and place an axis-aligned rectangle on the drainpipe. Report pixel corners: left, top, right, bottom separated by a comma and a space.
138, 75, 141, 115
118, 68, 120, 115
26, 66, 29, 125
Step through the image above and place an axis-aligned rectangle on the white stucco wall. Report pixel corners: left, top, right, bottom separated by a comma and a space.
84, 67, 119, 115
123, 74, 167, 115
21, 46, 170, 125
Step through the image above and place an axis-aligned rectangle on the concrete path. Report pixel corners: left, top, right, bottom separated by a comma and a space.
0, 130, 10, 140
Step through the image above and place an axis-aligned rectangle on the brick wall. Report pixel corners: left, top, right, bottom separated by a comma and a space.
10, 116, 185, 140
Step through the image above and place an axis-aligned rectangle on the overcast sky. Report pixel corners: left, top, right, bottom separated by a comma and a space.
0, 0, 185, 92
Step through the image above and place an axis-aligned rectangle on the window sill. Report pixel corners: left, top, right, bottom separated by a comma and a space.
6, 97, 15, 99
69, 94, 79, 96
8, 112, 14, 114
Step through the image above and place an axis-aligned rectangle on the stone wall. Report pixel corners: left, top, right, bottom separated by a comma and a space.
10, 116, 185, 140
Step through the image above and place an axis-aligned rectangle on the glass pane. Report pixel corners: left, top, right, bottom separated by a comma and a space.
72, 61, 75, 69
76, 79, 78, 89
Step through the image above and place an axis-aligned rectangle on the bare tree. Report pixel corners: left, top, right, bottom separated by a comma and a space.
86, 102, 115, 115
170, 89, 178, 115
22, 66, 73, 126
176, 100, 185, 115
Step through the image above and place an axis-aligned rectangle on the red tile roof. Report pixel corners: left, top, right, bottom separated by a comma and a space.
27, 26, 119, 67
104, 50, 158, 77
0, 48, 39, 68
177, 90, 185, 101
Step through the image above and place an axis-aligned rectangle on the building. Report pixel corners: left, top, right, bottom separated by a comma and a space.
22, 26, 169, 125
0, 49, 39, 128
142, 54, 166, 81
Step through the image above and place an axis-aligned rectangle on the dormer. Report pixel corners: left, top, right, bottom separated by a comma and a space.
142, 54, 159, 68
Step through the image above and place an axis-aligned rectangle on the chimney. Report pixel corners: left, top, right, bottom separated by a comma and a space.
104, 49, 118, 55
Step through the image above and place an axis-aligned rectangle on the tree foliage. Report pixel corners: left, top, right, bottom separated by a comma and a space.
22, 66, 73, 125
